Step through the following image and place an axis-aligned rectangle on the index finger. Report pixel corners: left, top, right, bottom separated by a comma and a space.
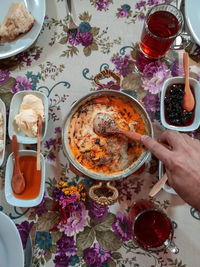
141, 135, 172, 164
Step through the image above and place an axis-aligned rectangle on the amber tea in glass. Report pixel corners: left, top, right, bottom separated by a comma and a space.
129, 200, 179, 253
139, 4, 183, 59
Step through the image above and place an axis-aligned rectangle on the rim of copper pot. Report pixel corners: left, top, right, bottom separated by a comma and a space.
62, 90, 154, 181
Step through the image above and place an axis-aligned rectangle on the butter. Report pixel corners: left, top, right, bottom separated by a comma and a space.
14, 94, 44, 138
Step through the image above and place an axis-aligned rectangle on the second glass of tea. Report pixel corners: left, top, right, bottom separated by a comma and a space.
139, 4, 184, 59
129, 199, 179, 253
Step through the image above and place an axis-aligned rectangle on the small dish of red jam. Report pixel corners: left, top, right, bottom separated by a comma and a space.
160, 76, 200, 132
164, 83, 194, 126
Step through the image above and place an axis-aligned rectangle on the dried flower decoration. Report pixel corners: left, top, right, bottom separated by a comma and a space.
49, 182, 86, 232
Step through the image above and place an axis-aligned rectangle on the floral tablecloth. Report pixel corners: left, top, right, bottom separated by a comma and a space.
1, 0, 200, 266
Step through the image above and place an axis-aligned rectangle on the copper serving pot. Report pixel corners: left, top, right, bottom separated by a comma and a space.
62, 70, 153, 205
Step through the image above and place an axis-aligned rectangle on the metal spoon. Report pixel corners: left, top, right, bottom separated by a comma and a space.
93, 113, 142, 142
11, 135, 25, 194
183, 52, 195, 112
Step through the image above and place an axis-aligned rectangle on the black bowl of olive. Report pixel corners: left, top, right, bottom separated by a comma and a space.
160, 77, 200, 131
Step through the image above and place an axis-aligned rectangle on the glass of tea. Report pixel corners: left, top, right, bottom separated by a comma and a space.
129, 199, 179, 253
139, 4, 184, 59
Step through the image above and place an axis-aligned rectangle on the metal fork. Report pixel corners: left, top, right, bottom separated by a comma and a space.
66, 0, 78, 38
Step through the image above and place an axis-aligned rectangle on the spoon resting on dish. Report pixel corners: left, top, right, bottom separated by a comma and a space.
11, 135, 25, 194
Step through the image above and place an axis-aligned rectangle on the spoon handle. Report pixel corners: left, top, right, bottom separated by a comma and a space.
37, 115, 42, 171
149, 173, 168, 197
118, 128, 142, 142
12, 135, 20, 169
184, 52, 189, 87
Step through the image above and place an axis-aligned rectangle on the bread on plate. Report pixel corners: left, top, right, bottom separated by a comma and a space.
0, 2, 35, 44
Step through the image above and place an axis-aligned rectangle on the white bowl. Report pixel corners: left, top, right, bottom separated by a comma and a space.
0, 99, 6, 167
160, 77, 200, 132
159, 160, 176, 195
0, 211, 24, 267
5, 150, 45, 207
8, 90, 48, 144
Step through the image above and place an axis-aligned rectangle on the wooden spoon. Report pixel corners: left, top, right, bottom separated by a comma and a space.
93, 113, 142, 142
37, 115, 42, 171
149, 173, 168, 197
183, 52, 195, 112
11, 135, 25, 194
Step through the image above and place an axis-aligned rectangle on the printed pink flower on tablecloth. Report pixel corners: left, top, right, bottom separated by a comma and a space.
12, 76, 32, 93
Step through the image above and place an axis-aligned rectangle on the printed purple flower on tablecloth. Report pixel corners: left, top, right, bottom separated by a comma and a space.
79, 32, 94, 47
111, 54, 134, 77
44, 137, 56, 150
54, 253, 70, 267
54, 127, 62, 134
33, 194, 49, 216
112, 212, 132, 242
142, 60, 171, 94
116, 4, 132, 18
88, 200, 109, 221
57, 202, 88, 236
93, 243, 111, 263
12, 76, 32, 93
0, 70, 10, 85
170, 59, 184, 77
96, 0, 112, 11
83, 243, 111, 266
135, 0, 146, 10
56, 234, 77, 256
16, 221, 34, 249
147, 0, 168, 5
68, 31, 81, 46
142, 91, 160, 121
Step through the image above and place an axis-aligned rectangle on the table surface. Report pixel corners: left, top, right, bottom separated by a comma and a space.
1, 0, 200, 266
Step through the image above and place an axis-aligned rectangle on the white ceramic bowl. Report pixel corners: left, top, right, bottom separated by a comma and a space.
159, 160, 176, 195
160, 77, 200, 132
0, 211, 24, 267
0, 99, 6, 167
5, 150, 45, 207
8, 90, 49, 144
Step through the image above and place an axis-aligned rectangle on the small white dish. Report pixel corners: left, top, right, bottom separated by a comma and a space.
0, 211, 24, 267
5, 150, 45, 207
159, 161, 176, 195
160, 77, 200, 132
185, 0, 200, 46
0, 99, 6, 167
8, 90, 48, 144
0, 0, 46, 59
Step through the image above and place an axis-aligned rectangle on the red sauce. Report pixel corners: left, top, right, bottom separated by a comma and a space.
14, 156, 41, 200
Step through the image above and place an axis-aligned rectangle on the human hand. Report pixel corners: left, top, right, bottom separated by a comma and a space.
141, 130, 200, 211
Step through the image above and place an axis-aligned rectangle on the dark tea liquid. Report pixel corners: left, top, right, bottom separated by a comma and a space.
133, 210, 173, 248
140, 11, 179, 58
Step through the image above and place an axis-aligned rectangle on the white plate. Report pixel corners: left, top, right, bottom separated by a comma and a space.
0, 0, 46, 59
185, 0, 200, 46
0, 211, 24, 267
0, 99, 6, 167
5, 150, 45, 207
8, 90, 49, 144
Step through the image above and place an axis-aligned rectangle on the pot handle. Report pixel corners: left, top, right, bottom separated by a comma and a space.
89, 181, 119, 206
94, 69, 120, 89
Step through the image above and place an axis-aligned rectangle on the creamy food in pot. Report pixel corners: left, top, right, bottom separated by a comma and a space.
68, 95, 147, 174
